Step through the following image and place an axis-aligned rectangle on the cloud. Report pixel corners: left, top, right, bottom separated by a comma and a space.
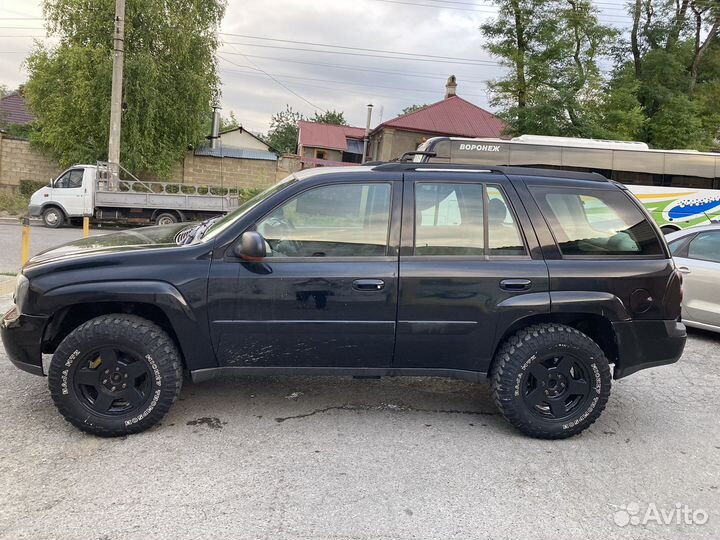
1, 0, 629, 133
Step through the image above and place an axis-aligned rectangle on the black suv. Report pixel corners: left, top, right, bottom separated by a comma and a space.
1, 164, 686, 438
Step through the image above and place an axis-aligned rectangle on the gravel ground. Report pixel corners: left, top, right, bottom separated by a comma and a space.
0, 292, 718, 540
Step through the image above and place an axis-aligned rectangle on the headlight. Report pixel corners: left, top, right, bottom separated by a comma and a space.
14, 274, 29, 314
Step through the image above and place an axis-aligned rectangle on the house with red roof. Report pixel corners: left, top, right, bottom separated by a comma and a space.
368, 76, 508, 162
297, 121, 366, 167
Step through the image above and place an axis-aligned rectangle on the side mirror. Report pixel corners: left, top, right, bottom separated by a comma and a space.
233, 231, 267, 260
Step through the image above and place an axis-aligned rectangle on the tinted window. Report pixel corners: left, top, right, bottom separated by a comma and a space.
687, 231, 720, 263
414, 183, 526, 256
415, 183, 484, 256
531, 187, 663, 256
487, 186, 525, 255
256, 183, 391, 257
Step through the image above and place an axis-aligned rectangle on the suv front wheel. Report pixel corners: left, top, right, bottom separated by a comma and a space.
48, 314, 183, 437
491, 323, 611, 439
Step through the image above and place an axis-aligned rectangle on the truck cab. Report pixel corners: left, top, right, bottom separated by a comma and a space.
29, 165, 95, 228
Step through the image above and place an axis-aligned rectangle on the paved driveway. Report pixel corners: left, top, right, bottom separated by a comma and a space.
0, 294, 718, 539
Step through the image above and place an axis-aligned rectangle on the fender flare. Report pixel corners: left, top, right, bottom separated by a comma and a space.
550, 291, 630, 321
40, 201, 70, 218
41, 280, 214, 370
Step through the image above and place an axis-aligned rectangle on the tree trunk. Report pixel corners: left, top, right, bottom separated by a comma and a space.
631, 0, 642, 77
689, 18, 719, 95
511, 0, 528, 110
666, 0, 690, 50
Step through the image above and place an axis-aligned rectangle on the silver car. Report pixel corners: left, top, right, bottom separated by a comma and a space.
667, 224, 720, 333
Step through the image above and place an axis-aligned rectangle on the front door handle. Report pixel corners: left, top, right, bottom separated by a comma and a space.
500, 279, 532, 291
353, 279, 385, 291
678, 266, 691, 274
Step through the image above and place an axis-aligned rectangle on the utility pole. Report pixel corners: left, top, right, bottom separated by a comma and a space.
362, 103, 374, 163
107, 0, 126, 190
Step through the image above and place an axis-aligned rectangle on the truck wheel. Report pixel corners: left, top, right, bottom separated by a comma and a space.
155, 212, 178, 226
42, 207, 64, 228
491, 323, 611, 439
47, 314, 182, 437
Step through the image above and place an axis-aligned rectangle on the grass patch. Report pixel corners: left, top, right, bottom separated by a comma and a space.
0, 190, 30, 216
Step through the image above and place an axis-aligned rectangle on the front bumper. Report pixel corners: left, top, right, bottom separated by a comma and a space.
28, 204, 42, 218
1, 306, 47, 376
612, 319, 686, 379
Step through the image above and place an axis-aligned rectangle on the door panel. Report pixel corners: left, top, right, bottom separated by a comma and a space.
211, 260, 397, 367
208, 179, 401, 368
394, 174, 549, 373
51, 168, 86, 216
395, 259, 549, 372
676, 256, 720, 326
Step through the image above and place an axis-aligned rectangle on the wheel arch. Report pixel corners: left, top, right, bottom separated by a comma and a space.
490, 312, 619, 376
151, 209, 184, 222
41, 202, 68, 217
39, 281, 214, 371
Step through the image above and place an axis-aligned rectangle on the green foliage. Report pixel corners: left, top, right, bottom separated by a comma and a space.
481, 0, 616, 137
401, 104, 429, 115
19, 179, 47, 196
24, 0, 226, 177
266, 105, 304, 154
648, 95, 708, 149
0, 189, 30, 216
312, 110, 347, 125
482, 0, 720, 150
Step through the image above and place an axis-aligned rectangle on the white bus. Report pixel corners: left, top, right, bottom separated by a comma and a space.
413, 135, 720, 233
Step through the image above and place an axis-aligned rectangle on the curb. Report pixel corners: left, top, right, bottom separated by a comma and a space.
0, 277, 15, 296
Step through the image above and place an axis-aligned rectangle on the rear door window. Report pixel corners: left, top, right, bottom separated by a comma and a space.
413, 182, 527, 256
530, 186, 663, 256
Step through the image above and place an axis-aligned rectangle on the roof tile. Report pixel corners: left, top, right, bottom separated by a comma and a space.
0, 93, 34, 125
377, 96, 506, 138
298, 121, 366, 151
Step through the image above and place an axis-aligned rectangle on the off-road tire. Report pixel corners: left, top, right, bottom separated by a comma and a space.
42, 207, 64, 228
48, 314, 182, 437
491, 323, 611, 439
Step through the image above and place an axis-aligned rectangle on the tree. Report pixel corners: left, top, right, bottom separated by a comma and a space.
401, 104, 429, 115
481, 0, 615, 137
312, 110, 347, 125
266, 105, 304, 154
24, 0, 226, 176
604, 0, 720, 148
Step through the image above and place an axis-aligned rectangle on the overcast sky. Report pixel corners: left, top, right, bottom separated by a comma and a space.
0, 0, 631, 133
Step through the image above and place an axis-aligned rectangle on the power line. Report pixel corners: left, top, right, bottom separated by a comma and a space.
220, 32, 499, 63
220, 43, 499, 66
218, 61, 491, 96
218, 50, 491, 83
218, 51, 327, 112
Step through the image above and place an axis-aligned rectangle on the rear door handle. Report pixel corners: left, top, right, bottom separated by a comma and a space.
500, 279, 532, 291
353, 279, 385, 291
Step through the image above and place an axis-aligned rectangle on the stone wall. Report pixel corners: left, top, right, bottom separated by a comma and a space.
0, 134, 63, 189
369, 128, 430, 162
0, 134, 284, 191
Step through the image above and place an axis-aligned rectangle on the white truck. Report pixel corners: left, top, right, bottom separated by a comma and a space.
28, 162, 239, 228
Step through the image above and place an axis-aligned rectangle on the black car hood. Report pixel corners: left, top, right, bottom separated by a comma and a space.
26, 223, 192, 267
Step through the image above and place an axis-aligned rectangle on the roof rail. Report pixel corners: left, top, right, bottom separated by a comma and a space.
371, 162, 609, 181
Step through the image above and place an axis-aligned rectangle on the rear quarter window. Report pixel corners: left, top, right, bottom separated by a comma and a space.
530, 186, 664, 257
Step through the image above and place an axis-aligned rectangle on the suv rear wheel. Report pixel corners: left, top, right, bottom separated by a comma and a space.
48, 314, 182, 437
491, 323, 611, 439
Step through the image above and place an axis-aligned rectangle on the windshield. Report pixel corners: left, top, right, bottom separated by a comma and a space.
199, 176, 298, 242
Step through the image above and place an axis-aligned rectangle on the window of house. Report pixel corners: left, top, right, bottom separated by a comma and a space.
255, 183, 391, 257
315, 150, 326, 160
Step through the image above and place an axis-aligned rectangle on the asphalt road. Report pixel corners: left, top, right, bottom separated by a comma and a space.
0, 292, 718, 539
0, 221, 109, 274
